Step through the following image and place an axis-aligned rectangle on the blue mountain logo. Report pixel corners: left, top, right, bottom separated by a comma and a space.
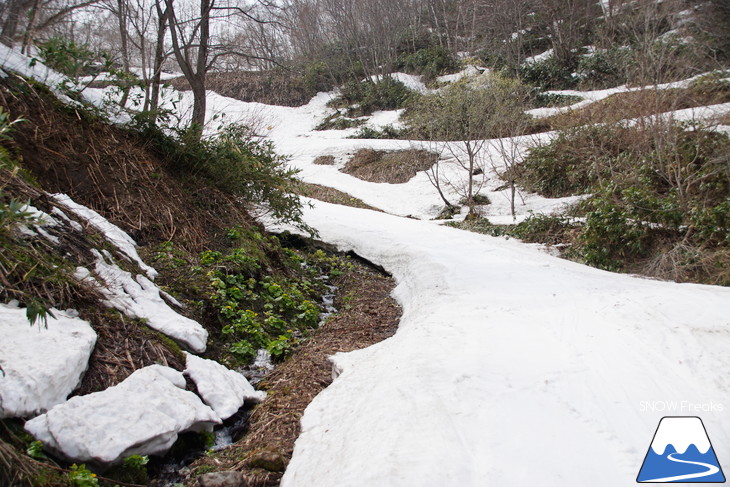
637, 416, 726, 483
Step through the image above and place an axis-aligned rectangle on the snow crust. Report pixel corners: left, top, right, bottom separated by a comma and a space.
25, 365, 221, 464
0, 304, 96, 419
651, 417, 712, 455
184, 353, 266, 420
277, 201, 730, 487
75, 250, 208, 353
53, 193, 158, 280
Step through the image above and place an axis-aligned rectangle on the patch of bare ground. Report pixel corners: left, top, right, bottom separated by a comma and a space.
312, 155, 335, 165
167, 70, 330, 107
179, 260, 401, 486
342, 148, 438, 184
544, 83, 730, 130
299, 182, 381, 211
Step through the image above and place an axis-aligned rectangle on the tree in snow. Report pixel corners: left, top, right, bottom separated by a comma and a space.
406, 73, 531, 216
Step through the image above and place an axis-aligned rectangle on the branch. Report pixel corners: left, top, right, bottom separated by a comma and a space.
35, 0, 104, 32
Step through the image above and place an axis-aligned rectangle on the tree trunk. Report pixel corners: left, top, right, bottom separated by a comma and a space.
1, 0, 34, 46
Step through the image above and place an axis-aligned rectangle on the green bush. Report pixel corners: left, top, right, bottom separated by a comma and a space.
348, 124, 407, 139
396, 46, 459, 81
332, 77, 416, 116
143, 123, 309, 231
36, 37, 97, 79
518, 56, 577, 90
576, 48, 632, 89
203, 247, 331, 364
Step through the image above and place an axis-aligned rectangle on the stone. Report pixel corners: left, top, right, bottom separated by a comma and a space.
198, 471, 248, 487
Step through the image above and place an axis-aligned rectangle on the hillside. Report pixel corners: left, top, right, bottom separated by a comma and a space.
0, 0, 729, 486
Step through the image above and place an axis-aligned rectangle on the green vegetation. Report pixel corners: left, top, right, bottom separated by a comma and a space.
201, 243, 352, 364
140, 122, 310, 232
395, 46, 459, 81
513, 122, 729, 283
329, 76, 416, 117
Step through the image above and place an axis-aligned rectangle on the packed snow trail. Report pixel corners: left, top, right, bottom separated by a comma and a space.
279, 201, 730, 487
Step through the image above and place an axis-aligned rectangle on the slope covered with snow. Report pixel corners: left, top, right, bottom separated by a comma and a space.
278, 201, 730, 486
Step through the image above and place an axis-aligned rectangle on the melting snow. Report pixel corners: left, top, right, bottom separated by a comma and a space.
0, 304, 97, 419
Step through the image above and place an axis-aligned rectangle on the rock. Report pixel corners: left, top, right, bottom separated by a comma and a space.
0, 304, 96, 419
198, 471, 248, 487
248, 449, 288, 472
184, 353, 266, 420
25, 365, 221, 465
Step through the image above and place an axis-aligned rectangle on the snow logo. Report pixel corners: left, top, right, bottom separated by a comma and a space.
637, 416, 726, 483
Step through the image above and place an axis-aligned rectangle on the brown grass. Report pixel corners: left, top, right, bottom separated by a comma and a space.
181, 261, 402, 486
299, 182, 380, 211
312, 155, 335, 165
341, 149, 438, 184
168, 70, 327, 108
544, 84, 730, 130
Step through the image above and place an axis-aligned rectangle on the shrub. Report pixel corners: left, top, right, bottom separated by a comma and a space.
518, 56, 577, 90
396, 46, 459, 81
143, 123, 309, 231
332, 77, 416, 116
576, 48, 632, 89
36, 37, 97, 79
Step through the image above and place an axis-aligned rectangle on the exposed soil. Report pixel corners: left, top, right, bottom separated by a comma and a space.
0, 74, 255, 254
300, 182, 381, 212
178, 260, 401, 486
341, 148, 438, 184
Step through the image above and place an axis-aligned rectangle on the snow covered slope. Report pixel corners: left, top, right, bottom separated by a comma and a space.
278, 201, 730, 486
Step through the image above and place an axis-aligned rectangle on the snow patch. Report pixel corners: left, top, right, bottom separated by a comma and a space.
184, 352, 266, 420
52, 193, 157, 280
76, 250, 208, 353
25, 365, 220, 464
0, 304, 96, 419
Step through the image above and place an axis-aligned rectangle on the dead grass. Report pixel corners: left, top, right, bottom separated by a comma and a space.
0, 74, 255, 254
181, 261, 402, 486
168, 70, 328, 108
312, 155, 335, 165
544, 84, 730, 130
299, 182, 380, 211
341, 149, 438, 184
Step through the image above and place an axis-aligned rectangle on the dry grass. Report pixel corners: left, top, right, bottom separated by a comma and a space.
299, 182, 380, 211
181, 262, 402, 486
544, 84, 730, 130
312, 155, 335, 165
341, 149, 438, 184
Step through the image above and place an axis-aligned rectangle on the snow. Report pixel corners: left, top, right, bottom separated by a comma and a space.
526, 72, 730, 119
650, 417, 712, 455
184, 352, 266, 420
0, 304, 96, 419
25, 365, 221, 464
75, 250, 208, 353
436, 65, 484, 84
277, 201, 730, 487
0, 43, 66, 87
52, 194, 158, 280
370, 73, 430, 94
524, 48, 554, 64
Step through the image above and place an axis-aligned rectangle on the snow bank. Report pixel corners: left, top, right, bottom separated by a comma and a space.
0, 43, 66, 87
184, 353, 266, 420
25, 365, 220, 464
75, 250, 208, 353
279, 201, 730, 487
0, 304, 96, 419
52, 194, 157, 280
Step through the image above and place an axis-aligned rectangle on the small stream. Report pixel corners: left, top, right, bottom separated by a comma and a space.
149, 278, 338, 486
